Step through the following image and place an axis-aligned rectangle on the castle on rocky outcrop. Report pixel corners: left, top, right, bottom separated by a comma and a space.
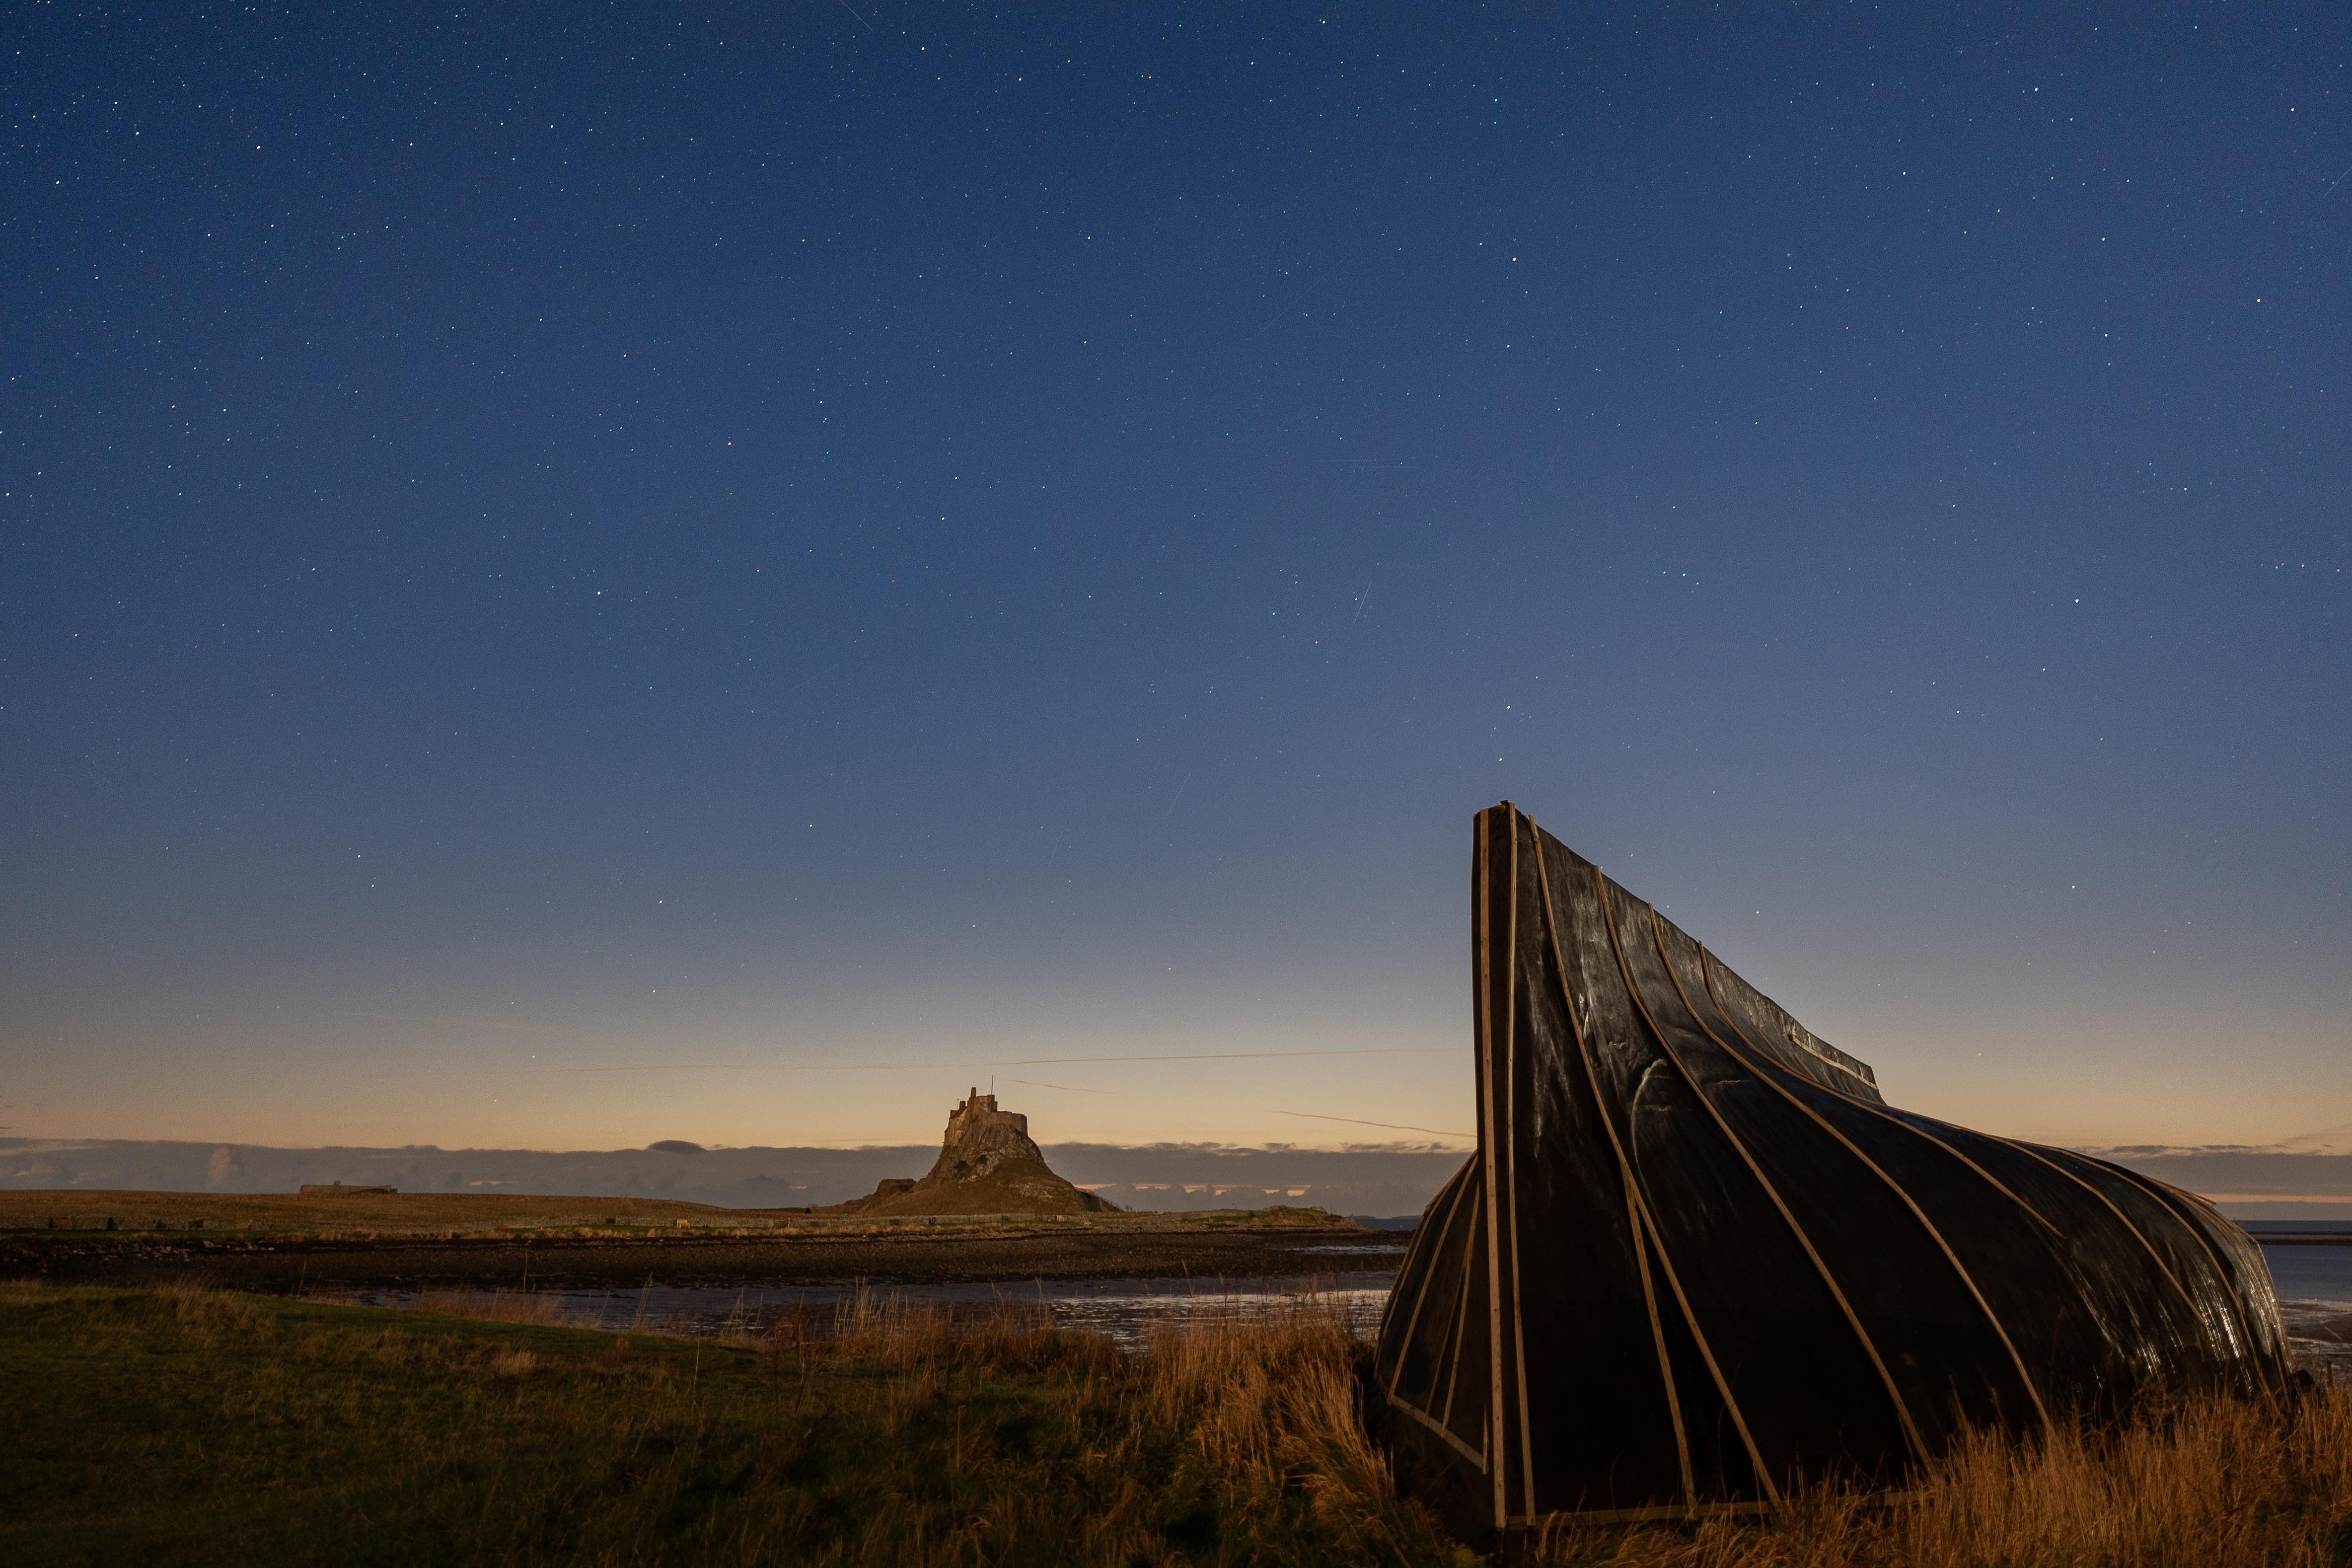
828, 1088, 1114, 1217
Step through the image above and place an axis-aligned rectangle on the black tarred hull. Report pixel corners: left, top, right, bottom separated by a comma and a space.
1373, 804, 2291, 1530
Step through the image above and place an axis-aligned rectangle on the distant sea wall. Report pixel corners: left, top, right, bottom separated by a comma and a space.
0, 1138, 1474, 1219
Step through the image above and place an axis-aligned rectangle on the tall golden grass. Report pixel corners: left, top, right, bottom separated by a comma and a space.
1531, 1379, 2352, 1568
1139, 1299, 1453, 1563
720, 1285, 1455, 1563
819, 1286, 1116, 1368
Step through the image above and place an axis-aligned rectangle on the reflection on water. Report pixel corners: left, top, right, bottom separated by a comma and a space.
1293, 1244, 1410, 1257
385, 1272, 1396, 1351
362, 1242, 2349, 1372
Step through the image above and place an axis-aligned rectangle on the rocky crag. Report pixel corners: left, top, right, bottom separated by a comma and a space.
830, 1090, 1116, 1217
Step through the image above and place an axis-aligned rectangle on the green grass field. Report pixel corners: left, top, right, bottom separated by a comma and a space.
5, 1280, 2348, 1566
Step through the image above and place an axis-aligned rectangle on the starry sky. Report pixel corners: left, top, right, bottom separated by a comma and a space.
5, 3, 2346, 1156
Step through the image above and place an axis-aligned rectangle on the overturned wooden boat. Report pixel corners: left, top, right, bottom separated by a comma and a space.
1375, 803, 2292, 1531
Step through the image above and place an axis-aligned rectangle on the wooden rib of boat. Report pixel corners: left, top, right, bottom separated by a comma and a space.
1374, 802, 2292, 1532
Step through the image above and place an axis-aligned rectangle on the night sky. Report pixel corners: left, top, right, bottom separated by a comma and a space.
6, 4, 2346, 1156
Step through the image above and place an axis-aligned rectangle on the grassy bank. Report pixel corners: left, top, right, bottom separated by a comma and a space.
0, 1281, 1447, 1566
3, 1281, 2347, 1566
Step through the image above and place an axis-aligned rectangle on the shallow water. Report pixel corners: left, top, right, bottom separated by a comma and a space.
1292, 1243, 1411, 1256
384, 1270, 1397, 1351
360, 1240, 2344, 1372
2259, 1243, 2352, 1379
2259, 1242, 2352, 1307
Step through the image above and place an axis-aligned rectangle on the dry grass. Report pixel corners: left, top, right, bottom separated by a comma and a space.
1531, 1380, 2352, 1568
817, 1285, 1119, 1369
127, 1276, 274, 1348
9, 1274, 2344, 1566
1141, 1298, 1453, 1564
732, 1283, 1452, 1560
413, 1286, 582, 1327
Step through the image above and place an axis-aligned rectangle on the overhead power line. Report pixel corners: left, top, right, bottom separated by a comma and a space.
537, 1047, 1458, 1074
1272, 1109, 1475, 1139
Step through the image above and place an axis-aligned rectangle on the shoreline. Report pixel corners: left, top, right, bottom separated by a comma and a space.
3, 1216, 1396, 1293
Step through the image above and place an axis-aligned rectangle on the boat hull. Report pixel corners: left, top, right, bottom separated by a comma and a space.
1373, 803, 2292, 1530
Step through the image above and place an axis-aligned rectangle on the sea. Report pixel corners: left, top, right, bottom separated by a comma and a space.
2259, 1241, 2352, 1306
2247, 1224, 2352, 1378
